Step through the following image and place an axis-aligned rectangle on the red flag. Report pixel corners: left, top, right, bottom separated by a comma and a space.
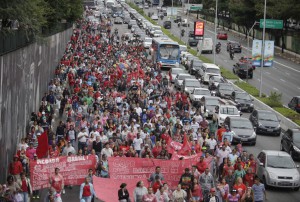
36, 130, 48, 158
178, 133, 191, 156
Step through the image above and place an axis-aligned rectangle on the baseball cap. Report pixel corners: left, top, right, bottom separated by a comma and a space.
210, 188, 216, 192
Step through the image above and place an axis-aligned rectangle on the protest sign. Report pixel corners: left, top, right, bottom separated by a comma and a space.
30, 155, 96, 190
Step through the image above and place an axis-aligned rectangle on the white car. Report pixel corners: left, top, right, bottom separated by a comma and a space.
256, 150, 300, 190
169, 68, 185, 83
151, 15, 159, 20
214, 105, 241, 126
181, 78, 201, 95
143, 37, 152, 49
153, 30, 163, 37
174, 73, 192, 90
189, 88, 211, 104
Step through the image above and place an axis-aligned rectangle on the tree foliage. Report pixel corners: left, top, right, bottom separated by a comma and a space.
0, 0, 83, 34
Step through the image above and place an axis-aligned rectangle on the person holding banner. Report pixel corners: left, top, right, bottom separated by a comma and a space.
148, 167, 164, 186
49, 168, 64, 196
79, 177, 96, 202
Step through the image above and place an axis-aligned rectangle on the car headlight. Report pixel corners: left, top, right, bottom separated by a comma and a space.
269, 172, 277, 180
258, 122, 262, 127
250, 131, 256, 138
276, 124, 281, 129
294, 174, 300, 181
293, 145, 300, 153
250, 103, 254, 107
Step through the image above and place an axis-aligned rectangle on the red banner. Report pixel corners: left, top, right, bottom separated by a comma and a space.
108, 157, 198, 189
30, 155, 97, 190
93, 176, 147, 202
171, 152, 203, 161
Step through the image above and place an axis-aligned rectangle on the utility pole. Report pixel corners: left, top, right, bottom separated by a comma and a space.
259, 0, 267, 97
213, 0, 218, 64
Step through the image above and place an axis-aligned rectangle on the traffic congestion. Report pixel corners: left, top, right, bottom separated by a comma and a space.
2, 0, 300, 202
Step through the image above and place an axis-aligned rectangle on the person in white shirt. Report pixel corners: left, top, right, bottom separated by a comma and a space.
99, 132, 109, 144
62, 141, 76, 156
193, 112, 203, 123
190, 118, 200, 132
134, 103, 142, 116
133, 134, 143, 156
206, 134, 218, 155
77, 128, 88, 151
100, 143, 113, 158
18, 138, 29, 151
216, 144, 230, 167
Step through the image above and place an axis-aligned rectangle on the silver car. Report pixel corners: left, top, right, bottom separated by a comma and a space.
256, 150, 300, 191
174, 73, 192, 90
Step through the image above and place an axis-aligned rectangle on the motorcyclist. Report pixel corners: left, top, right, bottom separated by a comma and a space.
181, 29, 185, 37
229, 46, 234, 59
215, 42, 221, 53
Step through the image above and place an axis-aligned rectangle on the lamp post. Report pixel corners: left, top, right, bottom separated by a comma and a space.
247, 21, 259, 51
213, 0, 218, 64
259, 0, 267, 97
186, 0, 190, 45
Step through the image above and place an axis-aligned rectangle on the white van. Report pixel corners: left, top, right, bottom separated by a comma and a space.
198, 63, 221, 83
197, 38, 213, 54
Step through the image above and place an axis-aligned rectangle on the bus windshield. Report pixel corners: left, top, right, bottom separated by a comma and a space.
159, 44, 179, 60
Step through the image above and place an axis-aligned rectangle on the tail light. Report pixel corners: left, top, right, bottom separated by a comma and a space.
297, 104, 300, 107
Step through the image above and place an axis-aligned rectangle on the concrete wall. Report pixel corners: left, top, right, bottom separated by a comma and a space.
0, 27, 73, 183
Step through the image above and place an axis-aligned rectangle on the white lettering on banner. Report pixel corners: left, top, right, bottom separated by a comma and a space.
111, 167, 130, 174
67, 156, 87, 163
37, 158, 59, 164
111, 174, 148, 180
133, 167, 155, 174
170, 141, 182, 150
112, 159, 135, 168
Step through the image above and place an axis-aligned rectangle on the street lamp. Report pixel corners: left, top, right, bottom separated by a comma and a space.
247, 21, 259, 51
259, 0, 267, 97
213, 0, 218, 64
186, 0, 190, 45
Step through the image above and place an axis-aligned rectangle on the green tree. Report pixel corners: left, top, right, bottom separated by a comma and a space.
229, 0, 257, 37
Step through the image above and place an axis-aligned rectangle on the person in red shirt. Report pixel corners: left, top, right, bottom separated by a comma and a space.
49, 168, 64, 194
234, 157, 245, 170
196, 156, 208, 174
233, 177, 247, 197
243, 168, 255, 187
9, 155, 23, 182
19, 172, 32, 202
79, 177, 96, 202
216, 124, 226, 142
152, 175, 164, 194
223, 160, 235, 178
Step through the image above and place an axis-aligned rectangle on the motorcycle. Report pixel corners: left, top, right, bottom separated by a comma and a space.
181, 29, 185, 37
160, 15, 164, 20
178, 22, 181, 27
114, 28, 118, 35
216, 46, 221, 54
230, 51, 234, 60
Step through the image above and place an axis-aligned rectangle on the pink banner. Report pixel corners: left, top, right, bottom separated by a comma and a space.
30, 155, 97, 190
93, 176, 147, 202
108, 157, 198, 190
171, 152, 203, 161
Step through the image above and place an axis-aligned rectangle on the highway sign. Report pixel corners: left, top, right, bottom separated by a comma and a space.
260, 19, 283, 29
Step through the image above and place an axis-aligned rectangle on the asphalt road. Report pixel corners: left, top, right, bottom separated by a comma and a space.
147, 7, 300, 106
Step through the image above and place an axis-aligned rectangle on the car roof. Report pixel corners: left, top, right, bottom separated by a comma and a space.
203, 63, 219, 69
194, 87, 209, 91
262, 150, 291, 157
256, 109, 275, 114
177, 73, 190, 76
229, 116, 249, 121
290, 128, 300, 133
184, 78, 199, 81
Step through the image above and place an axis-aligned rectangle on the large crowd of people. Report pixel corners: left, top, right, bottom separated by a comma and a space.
0, 5, 267, 202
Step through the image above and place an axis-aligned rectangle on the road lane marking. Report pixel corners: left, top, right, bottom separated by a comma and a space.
273, 87, 278, 91
265, 72, 271, 75
280, 79, 286, 82
285, 72, 290, 75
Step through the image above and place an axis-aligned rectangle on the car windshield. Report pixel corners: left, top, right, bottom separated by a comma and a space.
293, 132, 300, 143
211, 76, 223, 82
239, 63, 250, 69
231, 120, 253, 129
206, 98, 219, 106
186, 81, 201, 87
219, 84, 234, 91
194, 89, 210, 95
178, 75, 191, 80
220, 107, 239, 115
259, 112, 278, 121
235, 93, 251, 100
180, 46, 187, 52
145, 38, 152, 43
193, 61, 202, 67
267, 155, 295, 169
206, 68, 220, 74
172, 69, 184, 74
159, 44, 180, 60
155, 30, 163, 34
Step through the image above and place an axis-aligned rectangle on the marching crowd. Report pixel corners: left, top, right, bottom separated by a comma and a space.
1, 6, 266, 202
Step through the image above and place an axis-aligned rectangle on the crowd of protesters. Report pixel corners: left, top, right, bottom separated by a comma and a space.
0, 5, 267, 202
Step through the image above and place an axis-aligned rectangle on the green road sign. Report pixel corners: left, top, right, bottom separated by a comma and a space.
260, 19, 283, 29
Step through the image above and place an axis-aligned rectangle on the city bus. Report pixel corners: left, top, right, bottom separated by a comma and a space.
151, 37, 180, 68
112, 4, 123, 17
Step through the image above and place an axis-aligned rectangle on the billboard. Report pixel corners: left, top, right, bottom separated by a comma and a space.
194, 21, 204, 37
263, 40, 274, 67
252, 39, 262, 67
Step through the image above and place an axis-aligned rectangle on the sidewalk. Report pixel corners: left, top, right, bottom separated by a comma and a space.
188, 13, 300, 64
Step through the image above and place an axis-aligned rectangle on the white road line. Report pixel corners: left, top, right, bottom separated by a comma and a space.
285, 72, 290, 75
280, 79, 286, 82
257, 79, 260, 81
265, 72, 271, 75
273, 87, 278, 91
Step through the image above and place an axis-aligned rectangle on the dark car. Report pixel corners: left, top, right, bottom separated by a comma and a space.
188, 31, 195, 37
188, 37, 198, 46
174, 16, 182, 23
200, 96, 220, 119
189, 59, 203, 75
123, 17, 130, 24
249, 109, 281, 136
223, 116, 257, 145
227, 41, 242, 53
163, 21, 171, 29
233, 62, 254, 79
231, 91, 254, 112
216, 83, 235, 99
288, 96, 300, 113
281, 129, 300, 160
